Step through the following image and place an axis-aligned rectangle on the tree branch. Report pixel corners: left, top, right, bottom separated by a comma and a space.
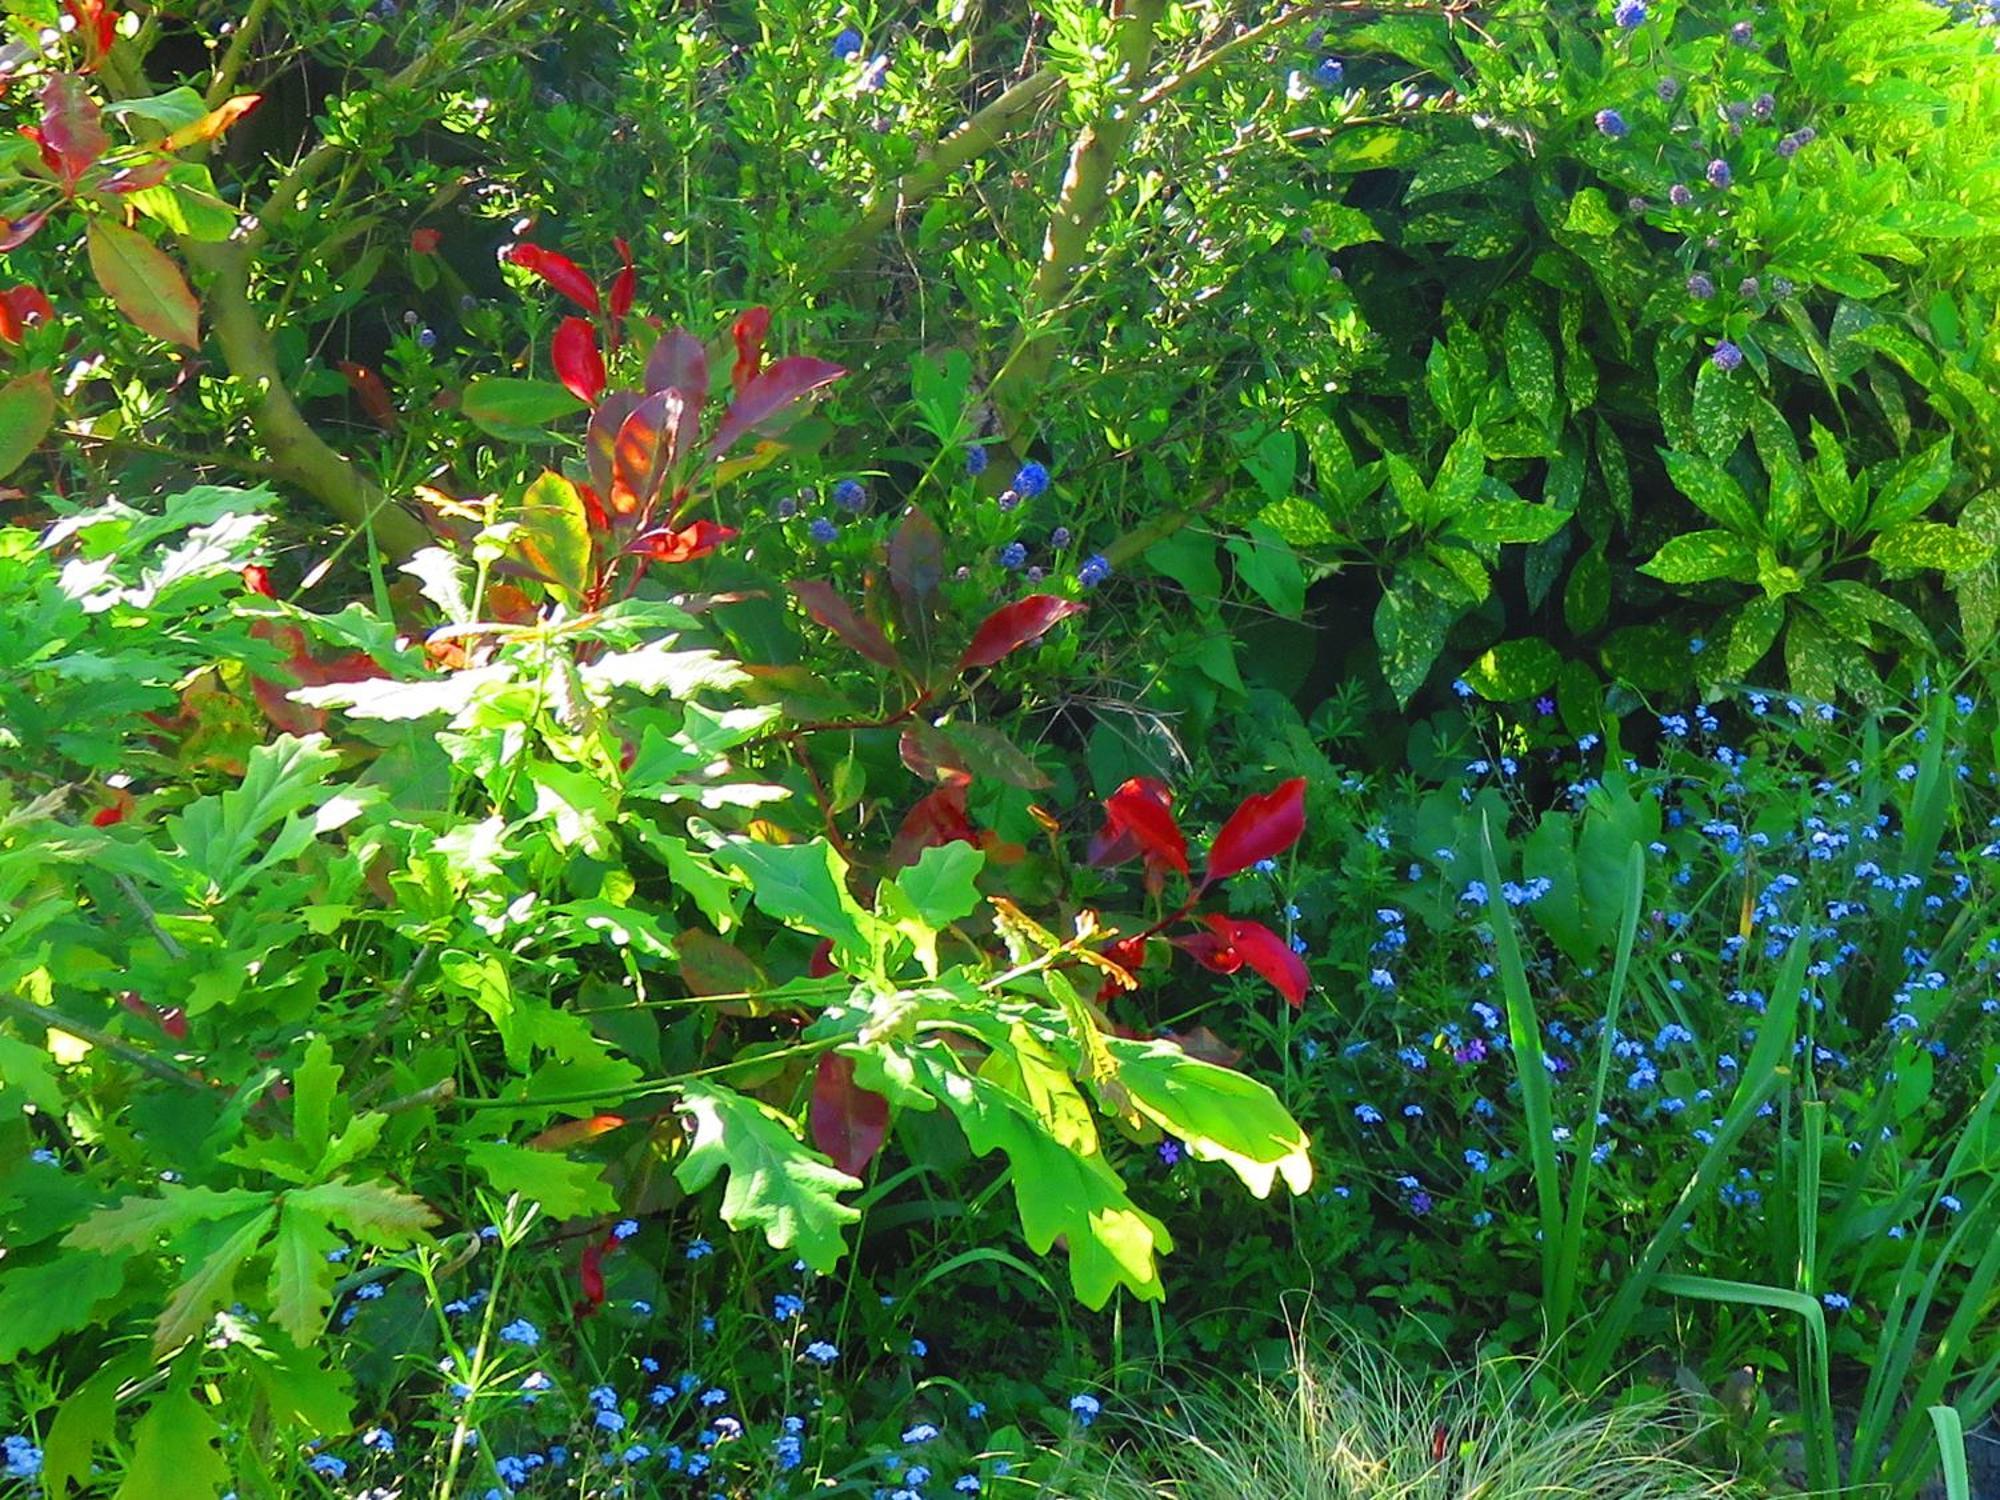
0, 993, 208, 1093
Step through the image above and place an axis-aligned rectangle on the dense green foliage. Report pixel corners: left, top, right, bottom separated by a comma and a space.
6, 0, 2000, 1495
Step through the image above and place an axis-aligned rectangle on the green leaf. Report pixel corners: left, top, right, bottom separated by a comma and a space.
1868, 438, 1955, 530
1662, 449, 1761, 535
461, 377, 583, 441
267, 1205, 343, 1346
1224, 523, 1306, 618
165, 733, 342, 906
106, 87, 209, 130
1504, 308, 1558, 430
891, 842, 985, 932
716, 838, 879, 966
0, 371, 56, 479
41, 1357, 135, 1494
115, 1389, 230, 1500
1692, 357, 1752, 460
515, 471, 593, 606
1562, 187, 1621, 236
1463, 638, 1560, 701
86, 219, 200, 348
283, 1177, 437, 1246
64, 1184, 272, 1253
674, 1082, 862, 1272
1106, 1038, 1312, 1198
1373, 576, 1455, 706
580, 642, 749, 698
1407, 143, 1511, 200
1639, 529, 1759, 584
1384, 452, 1432, 525
1784, 615, 1840, 702
155, 1206, 276, 1351
1870, 523, 1993, 573
1145, 530, 1222, 598
0, 1251, 127, 1360
1808, 421, 1865, 529
292, 1035, 340, 1168
1720, 596, 1786, 679
463, 1141, 616, 1219
907, 1045, 1169, 1308
1563, 548, 1611, 634
1451, 500, 1569, 545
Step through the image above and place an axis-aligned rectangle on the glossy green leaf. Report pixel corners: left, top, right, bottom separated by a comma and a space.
1639, 529, 1758, 584
1662, 449, 1761, 535
1453, 500, 1569, 546
716, 837, 879, 965
464, 1141, 616, 1219
1106, 1038, 1311, 1198
1463, 638, 1560, 700
462, 377, 584, 441
1870, 522, 1992, 573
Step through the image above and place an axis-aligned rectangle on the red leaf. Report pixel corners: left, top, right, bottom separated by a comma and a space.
89, 792, 128, 827
611, 388, 684, 521
704, 355, 845, 461
1095, 777, 1189, 881
507, 242, 600, 313
806, 939, 837, 979
730, 306, 770, 391
410, 227, 441, 254
957, 595, 1085, 672
62, 0, 115, 59
1204, 777, 1307, 886
240, 564, 275, 598
335, 361, 399, 430
39, 74, 106, 190
1200, 915, 1308, 1008
157, 1007, 188, 1041
0, 285, 53, 344
552, 316, 605, 405
633, 519, 735, 563
608, 236, 636, 323
642, 328, 708, 456
1173, 929, 1242, 975
787, 579, 899, 669
809, 1053, 888, 1177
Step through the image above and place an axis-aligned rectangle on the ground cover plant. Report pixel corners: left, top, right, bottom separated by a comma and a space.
5, 0, 2000, 1496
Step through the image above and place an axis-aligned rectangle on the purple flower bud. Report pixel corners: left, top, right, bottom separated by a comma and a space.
1773, 276, 1794, 298
1705, 158, 1733, 188
1595, 109, 1629, 139
1656, 76, 1681, 102
1687, 273, 1716, 300
1730, 20, 1755, 44
1669, 183, 1694, 206
1738, 276, 1760, 298
1711, 340, 1743, 372
1613, 0, 1647, 27
809, 517, 838, 545
1752, 92, 1776, 120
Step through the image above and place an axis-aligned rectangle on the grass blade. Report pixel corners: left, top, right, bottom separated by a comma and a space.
1931, 1406, 1972, 1500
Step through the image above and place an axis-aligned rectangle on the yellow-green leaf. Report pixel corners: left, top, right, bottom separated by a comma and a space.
0, 371, 55, 479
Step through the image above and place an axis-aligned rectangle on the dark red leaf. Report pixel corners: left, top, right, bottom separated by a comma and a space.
62, 0, 115, 58
642, 328, 708, 457
506, 242, 600, 313
157, 1006, 188, 1041
577, 1240, 606, 1316
888, 505, 943, 619
1204, 776, 1308, 886
788, 579, 900, 669
1200, 915, 1308, 1008
586, 391, 642, 500
889, 784, 977, 868
730, 306, 770, 391
810, 1053, 888, 1178
942, 721, 1049, 789
577, 482, 611, 532
335, 361, 398, 430
806, 939, 837, 978
39, 74, 106, 190
1096, 776, 1189, 880
89, 798, 127, 828
410, 226, 441, 254
0, 208, 53, 253
899, 724, 971, 787
240, 564, 275, 597
957, 595, 1085, 673
704, 355, 845, 461
552, 316, 605, 405
610, 389, 685, 521
1173, 929, 1242, 975
633, 519, 736, 563
100, 160, 171, 194
608, 236, 636, 323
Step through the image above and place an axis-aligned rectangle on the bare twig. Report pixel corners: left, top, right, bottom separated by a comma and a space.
0, 993, 208, 1093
